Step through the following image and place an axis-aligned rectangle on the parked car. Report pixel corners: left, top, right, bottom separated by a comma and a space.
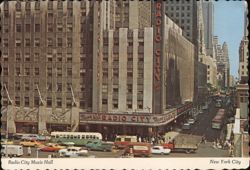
19, 140, 43, 147
151, 146, 171, 155
86, 141, 113, 152
1, 145, 24, 157
21, 134, 40, 141
187, 118, 196, 125
58, 147, 88, 157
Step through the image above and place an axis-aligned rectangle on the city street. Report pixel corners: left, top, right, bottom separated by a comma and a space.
182, 99, 226, 142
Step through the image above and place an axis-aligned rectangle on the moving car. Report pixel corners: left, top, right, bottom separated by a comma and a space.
58, 147, 88, 157
1, 139, 14, 145
1, 145, 24, 157
86, 141, 113, 152
151, 146, 171, 155
182, 123, 191, 130
19, 140, 43, 147
39, 143, 65, 152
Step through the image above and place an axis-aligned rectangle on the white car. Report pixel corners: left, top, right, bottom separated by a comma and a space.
188, 118, 195, 125
151, 146, 171, 155
58, 147, 88, 157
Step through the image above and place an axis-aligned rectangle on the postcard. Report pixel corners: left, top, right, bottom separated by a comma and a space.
1, 0, 249, 169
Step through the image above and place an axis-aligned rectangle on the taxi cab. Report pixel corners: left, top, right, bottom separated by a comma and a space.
19, 140, 43, 147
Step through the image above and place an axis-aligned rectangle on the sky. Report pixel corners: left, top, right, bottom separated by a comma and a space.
214, 0, 246, 78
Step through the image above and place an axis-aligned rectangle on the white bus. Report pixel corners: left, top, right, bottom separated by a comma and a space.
50, 132, 103, 146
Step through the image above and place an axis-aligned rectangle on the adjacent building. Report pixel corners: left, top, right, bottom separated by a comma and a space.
1, 1, 195, 137
202, 0, 214, 57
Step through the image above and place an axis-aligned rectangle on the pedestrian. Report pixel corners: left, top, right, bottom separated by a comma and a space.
138, 136, 141, 143
27, 146, 31, 156
152, 136, 155, 145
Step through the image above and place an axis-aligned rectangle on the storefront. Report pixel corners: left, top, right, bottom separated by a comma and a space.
15, 122, 38, 134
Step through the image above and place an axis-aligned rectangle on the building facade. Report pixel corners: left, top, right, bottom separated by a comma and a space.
202, 0, 214, 57
1, 1, 195, 137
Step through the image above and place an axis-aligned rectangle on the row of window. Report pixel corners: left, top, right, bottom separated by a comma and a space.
101, 98, 144, 109
14, 23, 73, 33
1, 53, 87, 63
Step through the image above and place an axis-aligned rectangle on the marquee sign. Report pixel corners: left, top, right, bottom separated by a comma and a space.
79, 110, 177, 127
152, 1, 165, 114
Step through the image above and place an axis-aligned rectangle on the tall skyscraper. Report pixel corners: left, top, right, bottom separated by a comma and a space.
238, 2, 248, 84
202, 0, 214, 57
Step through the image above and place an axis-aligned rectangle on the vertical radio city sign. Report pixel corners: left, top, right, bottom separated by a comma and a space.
153, 1, 165, 114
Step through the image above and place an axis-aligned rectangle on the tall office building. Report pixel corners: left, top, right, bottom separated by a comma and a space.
202, 0, 214, 57
213, 36, 230, 89
1, 1, 194, 137
238, 2, 248, 84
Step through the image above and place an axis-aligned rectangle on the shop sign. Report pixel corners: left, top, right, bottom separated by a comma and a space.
152, 1, 165, 114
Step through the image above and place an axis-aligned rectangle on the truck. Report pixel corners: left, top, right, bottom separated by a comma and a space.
1, 145, 24, 157
162, 132, 202, 153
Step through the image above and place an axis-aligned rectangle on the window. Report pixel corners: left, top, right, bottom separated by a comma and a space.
57, 38, 63, 47
127, 100, 132, 109
47, 67, 52, 76
67, 23, 73, 32
57, 23, 63, 32
67, 83, 71, 92
57, 97, 62, 107
16, 24, 21, 32
67, 67, 72, 76
3, 39, 8, 47
138, 100, 143, 109
113, 99, 118, 109
47, 53, 52, 62
3, 67, 8, 76
48, 23, 53, 32
79, 99, 85, 109
80, 68, 86, 76
25, 82, 29, 91
57, 67, 62, 77
25, 97, 29, 107
25, 24, 30, 32
15, 82, 20, 91
80, 83, 85, 92
34, 68, 39, 76
3, 53, 8, 62
25, 67, 30, 76
127, 84, 132, 93
25, 53, 30, 62
35, 24, 40, 32
48, 1, 53, 10
34, 97, 39, 107
67, 38, 72, 47
47, 38, 53, 47
16, 39, 21, 47
102, 99, 107, 105
34, 38, 40, 47
34, 53, 39, 62
15, 97, 20, 106
25, 38, 30, 47
67, 54, 72, 62
16, 67, 21, 76
35, 1, 40, 10
66, 98, 72, 108
47, 97, 52, 107
47, 83, 52, 91
57, 83, 62, 92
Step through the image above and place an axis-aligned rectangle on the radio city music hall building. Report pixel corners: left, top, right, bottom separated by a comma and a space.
1, 1, 195, 137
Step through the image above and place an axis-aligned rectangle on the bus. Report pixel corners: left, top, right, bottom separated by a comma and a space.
50, 132, 102, 146
212, 109, 226, 129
